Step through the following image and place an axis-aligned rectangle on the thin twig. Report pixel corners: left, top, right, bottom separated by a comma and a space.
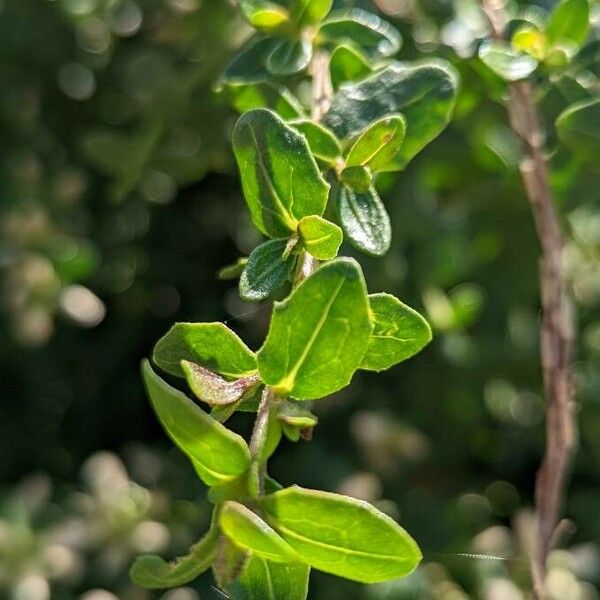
480, 2, 577, 598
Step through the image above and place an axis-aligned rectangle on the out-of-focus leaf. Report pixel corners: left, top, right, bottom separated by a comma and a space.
153, 323, 257, 378
239, 238, 296, 302
556, 98, 600, 158
335, 184, 391, 256
260, 485, 422, 583
220, 81, 305, 119
345, 115, 406, 173
317, 9, 401, 59
257, 258, 372, 400
218, 258, 249, 281
130, 517, 219, 588
478, 40, 538, 81
222, 37, 279, 82
329, 44, 372, 90
291, 0, 333, 28
339, 165, 372, 192
239, 0, 291, 34
233, 108, 330, 237
141, 361, 251, 486
220, 501, 301, 562
545, 0, 589, 47
360, 293, 432, 371
289, 119, 342, 165
324, 62, 458, 167
266, 39, 313, 76
298, 215, 342, 260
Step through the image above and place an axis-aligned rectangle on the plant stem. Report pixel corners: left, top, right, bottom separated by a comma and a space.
248, 48, 335, 493
481, 2, 576, 598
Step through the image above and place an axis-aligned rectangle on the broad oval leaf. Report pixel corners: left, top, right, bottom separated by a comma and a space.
257, 257, 372, 400
335, 184, 391, 257
130, 519, 219, 589
181, 361, 261, 406
292, 0, 333, 27
240, 238, 296, 302
153, 322, 257, 378
261, 486, 422, 583
220, 502, 301, 563
298, 215, 343, 260
233, 108, 330, 237
339, 164, 372, 192
228, 556, 310, 600
361, 293, 432, 371
345, 114, 406, 173
289, 119, 342, 165
141, 360, 251, 485
556, 98, 600, 158
478, 40, 538, 81
324, 62, 458, 168
329, 44, 372, 91
317, 9, 401, 59
220, 81, 304, 119
545, 0, 589, 47
267, 39, 312, 77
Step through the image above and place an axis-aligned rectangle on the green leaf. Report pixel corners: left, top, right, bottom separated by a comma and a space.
220, 502, 301, 563
233, 108, 330, 237
212, 537, 250, 589
141, 361, 251, 486
222, 37, 280, 82
317, 9, 401, 59
339, 165, 372, 192
220, 81, 305, 119
261, 486, 422, 583
289, 119, 342, 165
335, 184, 391, 257
218, 257, 248, 281
239, 0, 291, 34
267, 39, 312, 76
130, 518, 219, 588
181, 361, 261, 405
257, 258, 372, 400
329, 44, 372, 91
323, 62, 458, 168
153, 323, 257, 378
292, 0, 333, 27
229, 556, 310, 600
240, 238, 296, 302
360, 293, 432, 372
298, 215, 343, 260
345, 115, 406, 173
278, 401, 318, 428
556, 98, 600, 158
546, 0, 589, 47
478, 40, 538, 81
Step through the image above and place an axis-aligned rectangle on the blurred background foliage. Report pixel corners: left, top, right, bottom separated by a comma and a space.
1, 0, 599, 598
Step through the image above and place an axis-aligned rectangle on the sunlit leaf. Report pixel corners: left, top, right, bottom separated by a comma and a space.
339, 165, 372, 192
478, 40, 538, 81
289, 119, 342, 165
329, 44, 372, 90
292, 0, 333, 27
239, 0, 291, 34
298, 215, 343, 260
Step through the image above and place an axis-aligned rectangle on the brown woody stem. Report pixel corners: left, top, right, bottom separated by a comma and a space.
480, 2, 577, 598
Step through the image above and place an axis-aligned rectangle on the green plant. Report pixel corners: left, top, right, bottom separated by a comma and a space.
129, 1, 458, 596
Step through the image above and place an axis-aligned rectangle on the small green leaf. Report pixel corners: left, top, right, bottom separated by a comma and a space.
233, 108, 330, 237
360, 293, 432, 372
345, 115, 406, 173
257, 258, 372, 400
228, 556, 310, 600
141, 361, 251, 486
317, 9, 401, 59
220, 502, 301, 563
478, 40, 538, 81
261, 486, 422, 583
324, 62, 458, 168
339, 164, 372, 192
267, 39, 313, 77
292, 0, 333, 27
329, 44, 372, 91
278, 401, 318, 428
220, 81, 305, 119
289, 119, 342, 165
546, 0, 589, 47
218, 257, 248, 281
181, 361, 261, 406
239, 0, 291, 34
556, 98, 600, 158
298, 215, 343, 260
130, 519, 219, 588
153, 323, 257, 379
335, 184, 391, 257
222, 37, 279, 82
240, 238, 297, 302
